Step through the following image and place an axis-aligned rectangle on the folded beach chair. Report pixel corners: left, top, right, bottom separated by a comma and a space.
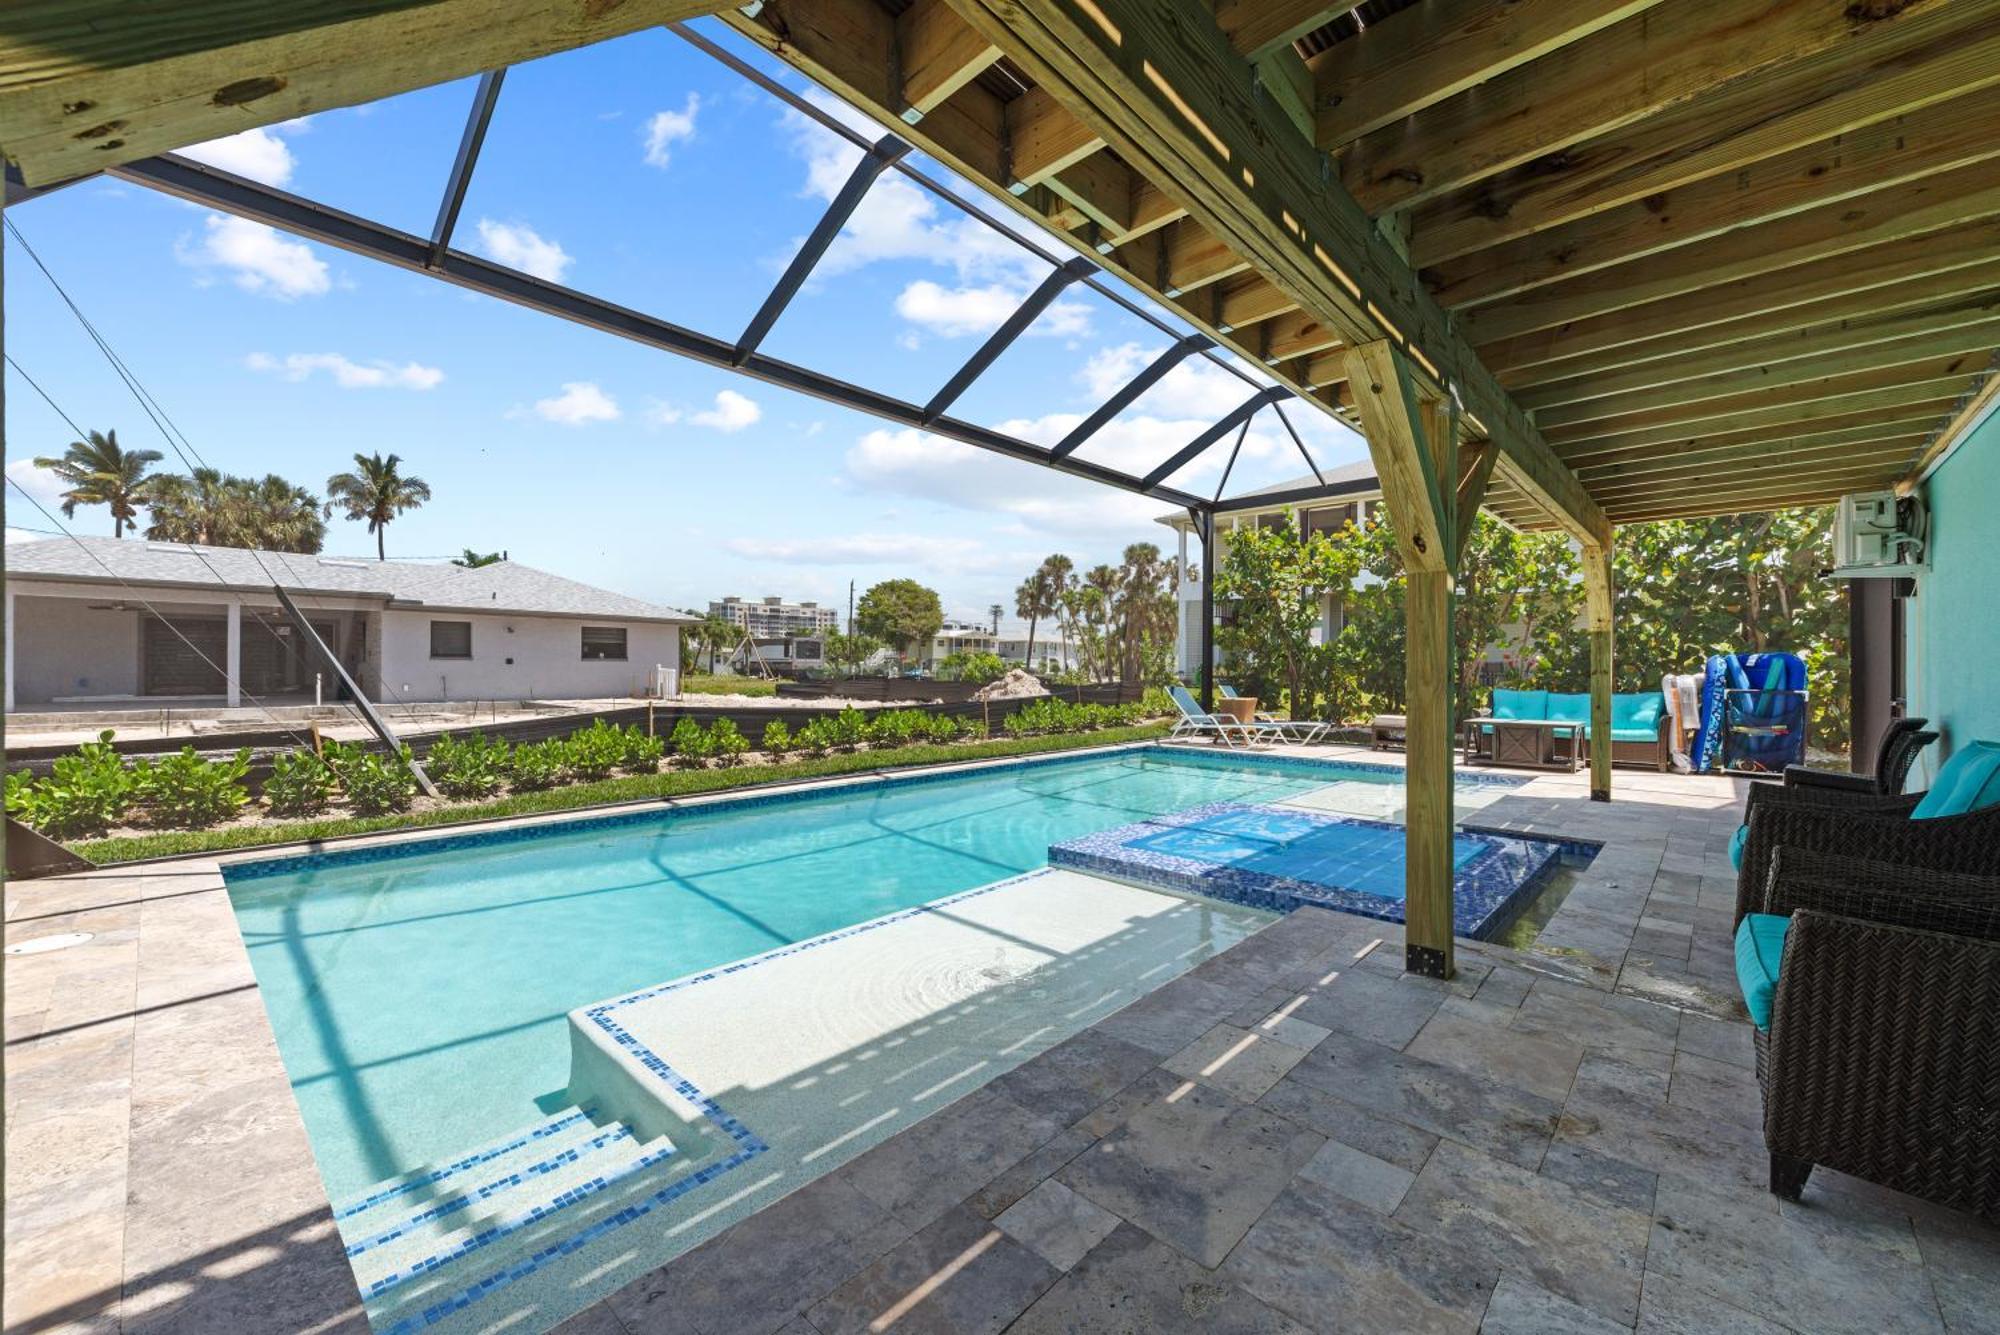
1168, 685, 1284, 748
1219, 685, 1328, 744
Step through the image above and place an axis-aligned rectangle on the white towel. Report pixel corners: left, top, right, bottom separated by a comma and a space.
1661, 673, 1701, 773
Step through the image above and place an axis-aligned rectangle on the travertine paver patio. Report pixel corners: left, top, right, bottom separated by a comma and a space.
7, 743, 1998, 1334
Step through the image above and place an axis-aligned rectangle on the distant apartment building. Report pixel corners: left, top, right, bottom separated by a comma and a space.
709, 595, 839, 638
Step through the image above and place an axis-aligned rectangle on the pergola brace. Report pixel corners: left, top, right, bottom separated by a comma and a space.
1050, 332, 1210, 459
428, 67, 507, 269
270, 587, 439, 798
735, 132, 911, 365
1142, 384, 1288, 489
921, 255, 1095, 421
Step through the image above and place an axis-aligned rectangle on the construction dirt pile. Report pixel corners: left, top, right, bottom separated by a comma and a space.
973, 669, 1050, 701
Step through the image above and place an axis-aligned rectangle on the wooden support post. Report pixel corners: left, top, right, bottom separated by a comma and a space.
1583, 542, 1615, 802
1199, 510, 1217, 713
1405, 569, 1456, 979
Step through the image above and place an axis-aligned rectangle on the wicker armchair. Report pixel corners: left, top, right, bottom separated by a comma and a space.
1732, 782, 2000, 927
1746, 849, 2000, 1216
1782, 716, 1935, 798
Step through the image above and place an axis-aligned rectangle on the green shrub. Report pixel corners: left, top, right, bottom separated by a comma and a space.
865, 709, 923, 747
831, 706, 868, 752
936, 650, 1008, 684
325, 741, 419, 816
134, 746, 251, 828
917, 713, 963, 743
708, 718, 749, 767
760, 719, 792, 758
669, 717, 710, 769
508, 739, 571, 790
565, 720, 626, 782
793, 716, 836, 758
619, 726, 665, 774
7, 731, 136, 838
264, 750, 337, 817
429, 731, 511, 800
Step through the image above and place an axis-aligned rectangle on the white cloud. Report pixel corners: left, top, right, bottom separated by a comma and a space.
181, 126, 296, 186
474, 219, 572, 282
893, 281, 1091, 339
689, 389, 762, 432
844, 426, 1166, 537
6, 458, 67, 510
177, 215, 330, 299
642, 94, 701, 168
529, 381, 619, 425
643, 399, 684, 427
246, 351, 443, 390
725, 532, 1015, 574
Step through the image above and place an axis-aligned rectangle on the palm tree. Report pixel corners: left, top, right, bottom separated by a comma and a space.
453, 549, 505, 568
144, 467, 232, 546
145, 470, 325, 552
1016, 554, 1071, 673
1115, 542, 1173, 684
324, 452, 431, 560
34, 429, 162, 537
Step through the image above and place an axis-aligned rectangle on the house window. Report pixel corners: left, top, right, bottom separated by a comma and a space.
581, 626, 628, 661
430, 620, 472, 659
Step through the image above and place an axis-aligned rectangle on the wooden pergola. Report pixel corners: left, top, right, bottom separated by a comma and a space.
4, 0, 1994, 979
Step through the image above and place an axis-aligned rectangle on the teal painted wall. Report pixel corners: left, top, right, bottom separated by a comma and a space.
1910, 402, 2000, 776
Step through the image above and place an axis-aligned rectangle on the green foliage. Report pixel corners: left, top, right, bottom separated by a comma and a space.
936, 650, 1009, 684
793, 716, 836, 758
707, 718, 749, 767
678, 673, 777, 697
508, 740, 572, 791
133, 747, 251, 828
619, 726, 665, 774
865, 709, 923, 747
822, 632, 885, 678
264, 750, 337, 817
831, 706, 868, 751
1000, 697, 1139, 736
6, 731, 136, 838
669, 717, 710, 769
1214, 511, 1367, 721
854, 579, 943, 658
1032, 544, 1176, 686
562, 720, 625, 781
428, 731, 511, 800
323, 741, 419, 816
760, 719, 792, 757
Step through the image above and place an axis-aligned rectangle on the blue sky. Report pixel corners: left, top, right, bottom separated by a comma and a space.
4, 21, 1367, 625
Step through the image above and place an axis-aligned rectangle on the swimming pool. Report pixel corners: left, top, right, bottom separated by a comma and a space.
223, 745, 1520, 1333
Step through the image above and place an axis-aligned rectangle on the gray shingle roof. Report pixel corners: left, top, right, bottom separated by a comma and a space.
5, 536, 695, 623
1155, 459, 1381, 525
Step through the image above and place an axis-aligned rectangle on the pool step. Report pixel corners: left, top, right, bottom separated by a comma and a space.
335, 1105, 679, 1315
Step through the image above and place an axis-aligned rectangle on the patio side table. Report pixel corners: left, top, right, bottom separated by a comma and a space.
1474, 718, 1582, 772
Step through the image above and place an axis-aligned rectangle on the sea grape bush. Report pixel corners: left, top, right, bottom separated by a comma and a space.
708, 718, 749, 767
429, 731, 511, 800
508, 739, 571, 790
264, 750, 337, 817
134, 747, 251, 828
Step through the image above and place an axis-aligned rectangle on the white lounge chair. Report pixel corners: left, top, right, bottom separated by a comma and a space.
1218, 685, 1329, 744
1168, 686, 1285, 748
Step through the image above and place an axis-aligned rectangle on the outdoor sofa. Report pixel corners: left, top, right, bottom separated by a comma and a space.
1732, 740, 2000, 1215
1463, 687, 1672, 771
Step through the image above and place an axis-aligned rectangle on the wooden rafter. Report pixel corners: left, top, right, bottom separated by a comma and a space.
898, 0, 1002, 120
0, 0, 734, 185
1215, 1, 1363, 62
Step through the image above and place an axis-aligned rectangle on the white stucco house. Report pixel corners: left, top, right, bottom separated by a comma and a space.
3, 537, 694, 710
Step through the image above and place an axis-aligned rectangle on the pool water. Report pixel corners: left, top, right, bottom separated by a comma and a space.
226, 749, 1416, 1200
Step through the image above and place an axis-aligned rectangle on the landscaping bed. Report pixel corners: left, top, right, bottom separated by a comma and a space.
8, 701, 1172, 866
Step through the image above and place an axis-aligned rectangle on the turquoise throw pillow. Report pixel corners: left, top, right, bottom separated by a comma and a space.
1911, 740, 2000, 819
1734, 913, 1790, 1032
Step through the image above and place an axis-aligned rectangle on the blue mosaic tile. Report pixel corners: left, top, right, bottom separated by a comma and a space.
1049, 801, 1566, 941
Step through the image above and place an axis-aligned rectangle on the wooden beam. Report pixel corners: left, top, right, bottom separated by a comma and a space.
1454, 155, 2000, 341
1900, 372, 2000, 492
0, 0, 733, 185
1454, 441, 1498, 564
1578, 433, 1935, 491
1601, 465, 1913, 517
1263, 312, 1343, 363
1005, 85, 1103, 188
1559, 400, 1969, 467
899, 0, 1002, 120
1215, 1, 1364, 62
1515, 303, 2000, 413
1159, 218, 1252, 294
1498, 261, 2000, 391
1477, 222, 2000, 378
1407, 2, 2000, 261
1404, 565, 1456, 978
1046, 151, 1134, 237
1423, 94, 2000, 309
950, 0, 1610, 547
1582, 543, 1613, 802
1216, 276, 1298, 331
1339, 0, 1957, 215
1541, 357, 1995, 444
1311, 0, 1661, 149
1345, 340, 1450, 572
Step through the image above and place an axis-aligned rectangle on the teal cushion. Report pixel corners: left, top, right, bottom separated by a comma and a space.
1610, 727, 1659, 743
1734, 912, 1791, 1032
1544, 692, 1590, 723
1492, 689, 1546, 721
1911, 739, 2000, 819
1613, 693, 1664, 732
1729, 823, 1748, 871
